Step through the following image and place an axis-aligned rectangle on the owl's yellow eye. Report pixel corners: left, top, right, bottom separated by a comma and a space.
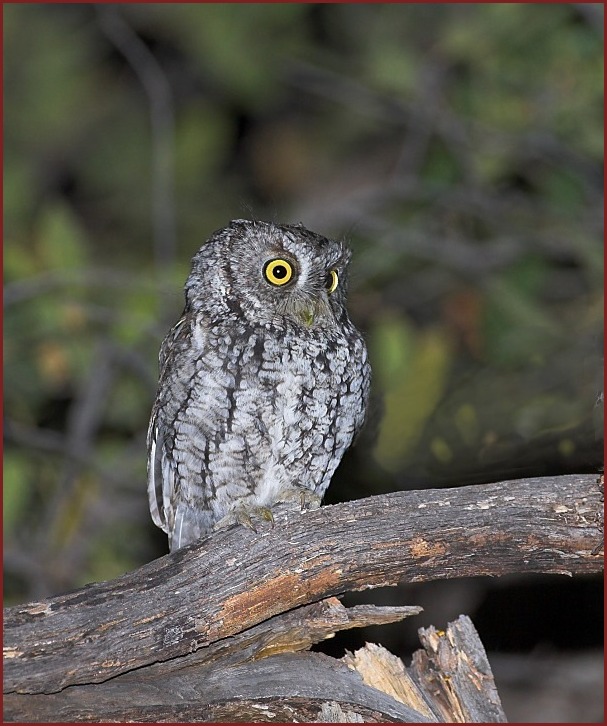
264, 259, 294, 286
326, 269, 339, 294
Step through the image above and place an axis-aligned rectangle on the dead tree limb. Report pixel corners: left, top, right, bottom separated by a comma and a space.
4, 613, 508, 723
3, 473, 603, 720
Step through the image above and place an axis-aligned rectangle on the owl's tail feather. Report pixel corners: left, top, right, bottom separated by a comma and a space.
169, 504, 210, 552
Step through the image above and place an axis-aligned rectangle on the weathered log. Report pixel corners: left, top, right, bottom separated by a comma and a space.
3, 473, 602, 714
3, 614, 509, 723
2, 651, 434, 723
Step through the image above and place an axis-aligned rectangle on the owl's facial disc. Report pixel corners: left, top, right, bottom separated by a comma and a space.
259, 254, 337, 327
277, 283, 335, 328
296, 271, 339, 326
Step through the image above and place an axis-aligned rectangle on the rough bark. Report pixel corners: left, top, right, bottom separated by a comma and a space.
3, 473, 603, 722
4, 615, 508, 723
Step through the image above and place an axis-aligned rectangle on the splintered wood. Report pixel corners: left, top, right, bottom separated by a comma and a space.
344, 615, 507, 723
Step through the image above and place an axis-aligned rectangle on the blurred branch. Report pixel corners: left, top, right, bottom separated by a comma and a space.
4, 473, 602, 696
95, 6, 176, 272
27, 343, 117, 589
288, 58, 602, 190
4, 420, 123, 486
3, 268, 162, 307
4, 340, 155, 598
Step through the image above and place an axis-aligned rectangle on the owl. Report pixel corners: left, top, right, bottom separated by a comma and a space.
147, 219, 371, 552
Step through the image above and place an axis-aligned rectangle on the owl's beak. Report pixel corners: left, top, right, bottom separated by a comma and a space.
298, 304, 317, 327
287, 294, 331, 328
296, 296, 333, 327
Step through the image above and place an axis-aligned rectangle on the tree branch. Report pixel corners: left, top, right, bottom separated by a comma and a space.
4, 474, 603, 700
4, 613, 510, 723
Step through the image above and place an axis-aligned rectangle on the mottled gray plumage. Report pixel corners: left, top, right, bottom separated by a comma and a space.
147, 219, 371, 551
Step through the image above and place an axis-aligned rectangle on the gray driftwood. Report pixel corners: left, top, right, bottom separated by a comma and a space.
3, 473, 603, 722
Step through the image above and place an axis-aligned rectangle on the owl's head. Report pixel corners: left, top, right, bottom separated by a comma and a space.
186, 220, 353, 328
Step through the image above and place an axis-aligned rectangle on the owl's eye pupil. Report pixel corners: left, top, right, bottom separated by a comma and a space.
264, 258, 294, 287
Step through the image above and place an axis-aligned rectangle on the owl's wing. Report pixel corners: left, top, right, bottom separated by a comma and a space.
350, 346, 373, 444
147, 405, 171, 534
146, 315, 190, 538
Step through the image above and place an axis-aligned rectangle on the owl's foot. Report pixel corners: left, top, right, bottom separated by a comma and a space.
277, 488, 322, 512
235, 505, 274, 533
213, 492, 321, 534
299, 490, 322, 511
213, 505, 274, 534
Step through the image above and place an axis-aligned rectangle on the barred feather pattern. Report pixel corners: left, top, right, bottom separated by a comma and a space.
147, 220, 371, 551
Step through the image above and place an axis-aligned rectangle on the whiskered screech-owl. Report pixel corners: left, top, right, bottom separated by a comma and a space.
147, 219, 371, 551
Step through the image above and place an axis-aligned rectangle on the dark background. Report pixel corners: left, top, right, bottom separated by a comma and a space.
3, 4, 603, 721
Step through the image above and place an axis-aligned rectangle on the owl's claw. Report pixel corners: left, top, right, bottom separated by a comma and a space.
298, 490, 322, 511
275, 488, 322, 512
213, 493, 320, 535
235, 505, 274, 533
214, 505, 275, 534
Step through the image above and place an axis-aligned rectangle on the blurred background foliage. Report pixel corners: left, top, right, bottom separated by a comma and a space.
3, 4, 603, 721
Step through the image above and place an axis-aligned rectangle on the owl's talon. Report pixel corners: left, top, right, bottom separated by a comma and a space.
235, 509, 257, 533
216, 505, 275, 534
258, 507, 275, 526
273, 488, 322, 512
300, 491, 322, 511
